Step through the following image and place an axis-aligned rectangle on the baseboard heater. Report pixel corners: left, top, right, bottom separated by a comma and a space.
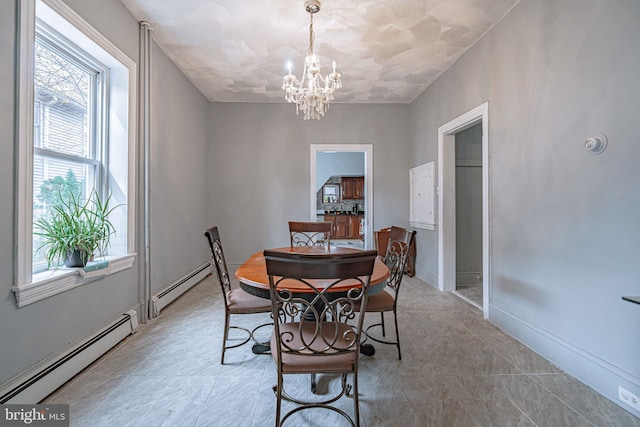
0, 310, 138, 404
151, 262, 210, 317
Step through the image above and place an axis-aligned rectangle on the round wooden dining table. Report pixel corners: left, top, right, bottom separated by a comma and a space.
235, 246, 390, 299
235, 245, 390, 358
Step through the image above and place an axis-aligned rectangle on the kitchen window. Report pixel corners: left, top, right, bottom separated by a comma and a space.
322, 184, 340, 203
13, 0, 137, 307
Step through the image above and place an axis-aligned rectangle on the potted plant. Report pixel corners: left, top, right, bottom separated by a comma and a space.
34, 189, 118, 268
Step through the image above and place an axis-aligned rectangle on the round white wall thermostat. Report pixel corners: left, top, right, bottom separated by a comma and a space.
584, 133, 607, 155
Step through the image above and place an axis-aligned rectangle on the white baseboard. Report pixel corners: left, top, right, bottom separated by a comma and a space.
489, 304, 640, 418
414, 264, 438, 289
456, 271, 482, 285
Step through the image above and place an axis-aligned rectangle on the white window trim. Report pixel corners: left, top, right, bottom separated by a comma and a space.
12, 255, 136, 307
14, 0, 137, 307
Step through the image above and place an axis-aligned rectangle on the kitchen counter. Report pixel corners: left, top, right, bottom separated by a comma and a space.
322, 212, 364, 216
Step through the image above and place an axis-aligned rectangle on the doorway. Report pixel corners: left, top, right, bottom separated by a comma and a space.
310, 144, 374, 249
437, 103, 490, 317
454, 123, 483, 309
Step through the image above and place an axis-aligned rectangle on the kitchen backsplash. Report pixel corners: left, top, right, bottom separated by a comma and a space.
317, 176, 364, 213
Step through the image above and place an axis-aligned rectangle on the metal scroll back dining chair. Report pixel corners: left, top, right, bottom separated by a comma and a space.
288, 221, 332, 247
204, 226, 273, 364
364, 226, 416, 360
264, 249, 378, 427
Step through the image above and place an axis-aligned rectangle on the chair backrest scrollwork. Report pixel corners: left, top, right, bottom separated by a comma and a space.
204, 226, 232, 307
288, 221, 332, 247
264, 250, 377, 357
384, 226, 416, 292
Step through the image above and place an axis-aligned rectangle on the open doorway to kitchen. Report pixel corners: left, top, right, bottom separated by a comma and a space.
438, 103, 490, 317
310, 145, 373, 250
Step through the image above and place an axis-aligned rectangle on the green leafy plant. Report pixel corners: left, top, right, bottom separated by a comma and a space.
34, 189, 119, 268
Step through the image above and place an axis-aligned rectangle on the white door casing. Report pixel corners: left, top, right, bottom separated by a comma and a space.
438, 103, 490, 317
310, 144, 373, 249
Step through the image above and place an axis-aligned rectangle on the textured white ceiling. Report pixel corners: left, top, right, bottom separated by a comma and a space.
120, 0, 521, 103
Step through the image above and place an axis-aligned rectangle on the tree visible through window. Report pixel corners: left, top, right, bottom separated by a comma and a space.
38, 169, 82, 208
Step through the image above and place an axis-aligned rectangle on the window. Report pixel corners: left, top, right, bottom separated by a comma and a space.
322, 184, 340, 203
13, 0, 136, 307
32, 25, 105, 272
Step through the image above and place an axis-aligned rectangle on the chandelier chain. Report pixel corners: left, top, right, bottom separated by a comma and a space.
308, 13, 315, 56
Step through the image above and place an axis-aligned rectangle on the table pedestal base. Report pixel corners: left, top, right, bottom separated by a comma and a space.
252, 343, 270, 354
360, 343, 375, 356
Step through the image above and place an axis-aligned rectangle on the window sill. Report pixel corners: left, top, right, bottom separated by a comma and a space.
12, 253, 136, 308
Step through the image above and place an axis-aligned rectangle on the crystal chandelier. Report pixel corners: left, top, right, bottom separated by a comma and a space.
282, 0, 342, 120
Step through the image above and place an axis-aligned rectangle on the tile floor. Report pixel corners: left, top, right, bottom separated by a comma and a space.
455, 282, 483, 308
43, 275, 640, 426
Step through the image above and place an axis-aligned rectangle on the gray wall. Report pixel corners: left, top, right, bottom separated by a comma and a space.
148, 42, 210, 294
409, 0, 640, 414
207, 102, 411, 267
0, 0, 209, 386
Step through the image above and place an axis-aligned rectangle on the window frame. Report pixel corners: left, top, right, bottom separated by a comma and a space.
13, 0, 137, 307
32, 23, 106, 273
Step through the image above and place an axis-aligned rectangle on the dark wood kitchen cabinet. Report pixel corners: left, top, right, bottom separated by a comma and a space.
335, 215, 350, 238
323, 215, 336, 238
324, 214, 363, 239
341, 176, 364, 200
348, 216, 362, 239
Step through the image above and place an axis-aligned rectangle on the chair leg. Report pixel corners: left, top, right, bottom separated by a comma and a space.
275, 373, 283, 427
363, 310, 402, 359
393, 309, 401, 360
221, 312, 230, 364
352, 372, 360, 427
